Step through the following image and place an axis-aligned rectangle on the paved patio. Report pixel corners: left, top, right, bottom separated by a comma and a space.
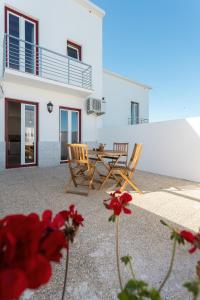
0, 166, 200, 300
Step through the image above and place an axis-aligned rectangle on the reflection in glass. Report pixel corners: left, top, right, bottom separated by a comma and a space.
9, 14, 20, 70
25, 105, 35, 163
131, 102, 139, 125
60, 110, 68, 161
72, 111, 78, 143
25, 21, 35, 74
7, 102, 21, 166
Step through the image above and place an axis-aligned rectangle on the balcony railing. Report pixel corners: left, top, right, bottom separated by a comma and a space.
3, 34, 92, 90
128, 117, 149, 125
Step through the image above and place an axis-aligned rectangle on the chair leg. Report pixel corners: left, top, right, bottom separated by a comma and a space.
119, 172, 142, 194
99, 169, 113, 190
88, 166, 96, 190
69, 167, 78, 187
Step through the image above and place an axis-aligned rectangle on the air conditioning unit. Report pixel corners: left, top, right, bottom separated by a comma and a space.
87, 98, 105, 116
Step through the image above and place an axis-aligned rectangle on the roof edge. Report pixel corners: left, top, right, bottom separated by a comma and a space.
103, 69, 152, 90
74, 0, 105, 18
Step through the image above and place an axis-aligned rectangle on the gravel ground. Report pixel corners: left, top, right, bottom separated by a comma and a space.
0, 166, 199, 300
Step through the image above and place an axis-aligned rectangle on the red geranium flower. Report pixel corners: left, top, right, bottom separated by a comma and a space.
0, 212, 67, 300
57, 205, 84, 227
40, 230, 67, 262
104, 191, 133, 216
42, 210, 65, 230
180, 230, 200, 254
0, 269, 27, 300
42, 205, 84, 230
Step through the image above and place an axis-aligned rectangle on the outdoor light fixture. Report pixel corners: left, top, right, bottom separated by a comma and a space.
47, 101, 53, 113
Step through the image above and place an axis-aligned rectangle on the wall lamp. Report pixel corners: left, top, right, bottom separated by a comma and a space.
47, 101, 53, 113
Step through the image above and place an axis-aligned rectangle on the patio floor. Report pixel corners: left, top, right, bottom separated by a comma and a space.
0, 165, 200, 300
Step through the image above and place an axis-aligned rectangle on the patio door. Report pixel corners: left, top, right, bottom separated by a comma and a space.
60, 107, 81, 161
6, 99, 38, 168
7, 9, 36, 74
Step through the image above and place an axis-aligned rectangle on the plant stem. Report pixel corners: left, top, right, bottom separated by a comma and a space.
116, 217, 123, 291
158, 239, 177, 292
129, 260, 136, 280
61, 246, 69, 300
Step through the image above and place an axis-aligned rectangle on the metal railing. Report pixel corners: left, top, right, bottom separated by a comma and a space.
3, 33, 92, 90
128, 117, 149, 125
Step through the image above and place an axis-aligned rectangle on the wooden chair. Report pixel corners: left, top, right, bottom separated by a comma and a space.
100, 143, 142, 193
65, 144, 96, 196
113, 142, 129, 165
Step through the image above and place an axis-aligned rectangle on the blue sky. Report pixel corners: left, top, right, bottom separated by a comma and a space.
92, 0, 200, 122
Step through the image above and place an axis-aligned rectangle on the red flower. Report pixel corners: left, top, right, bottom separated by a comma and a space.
42, 206, 84, 229
104, 191, 133, 216
0, 212, 67, 299
40, 231, 67, 262
23, 254, 52, 289
59, 205, 84, 227
0, 269, 27, 300
180, 230, 199, 254
0, 206, 84, 299
42, 210, 65, 230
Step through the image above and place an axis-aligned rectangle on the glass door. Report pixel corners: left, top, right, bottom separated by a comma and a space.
7, 11, 36, 73
7, 101, 21, 166
60, 108, 80, 161
21, 104, 36, 165
25, 20, 36, 74
6, 100, 37, 168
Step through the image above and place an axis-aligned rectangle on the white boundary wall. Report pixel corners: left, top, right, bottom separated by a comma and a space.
98, 117, 200, 182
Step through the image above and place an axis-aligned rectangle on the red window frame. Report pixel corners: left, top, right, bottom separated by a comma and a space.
4, 6, 39, 75
67, 40, 82, 61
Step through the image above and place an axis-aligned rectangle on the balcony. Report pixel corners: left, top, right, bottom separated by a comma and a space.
128, 117, 149, 125
3, 34, 93, 95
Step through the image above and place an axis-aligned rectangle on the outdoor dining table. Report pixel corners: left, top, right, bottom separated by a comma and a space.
88, 149, 127, 188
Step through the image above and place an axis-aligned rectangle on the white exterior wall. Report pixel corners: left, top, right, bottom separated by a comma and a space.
102, 70, 150, 128
0, 0, 104, 98
0, 0, 104, 168
98, 117, 200, 182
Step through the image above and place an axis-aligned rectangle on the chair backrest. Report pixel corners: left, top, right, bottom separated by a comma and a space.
127, 143, 142, 172
113, 143, 129, 154
67, 144, 89, 165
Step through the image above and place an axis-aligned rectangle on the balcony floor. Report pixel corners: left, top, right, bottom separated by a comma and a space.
0, 165, 199, 299
4, 68, 93, 97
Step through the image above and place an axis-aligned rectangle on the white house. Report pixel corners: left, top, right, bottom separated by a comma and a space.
0, 0, 150, 169
103, 69, 151, 128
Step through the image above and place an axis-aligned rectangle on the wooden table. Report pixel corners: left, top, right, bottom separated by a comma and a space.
88, 149, 127, 188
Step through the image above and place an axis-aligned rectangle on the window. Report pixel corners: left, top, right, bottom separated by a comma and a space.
131, 102, 139, 124
67, 41, 82, 61
5, 7, 38, 74
60, 107, 81, 161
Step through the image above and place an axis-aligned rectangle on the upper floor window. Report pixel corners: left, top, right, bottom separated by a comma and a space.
131, 101, 139, 124
5, 7, 38, 74
67, 41, 82, 61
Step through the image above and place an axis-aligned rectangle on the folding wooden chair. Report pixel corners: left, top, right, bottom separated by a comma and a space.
101, 143, 143, 193
113, 142, 129, 165
65, 144, 96, 196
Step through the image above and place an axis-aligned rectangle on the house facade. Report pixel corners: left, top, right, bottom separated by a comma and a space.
102, 69, 151, 128
0, 0, 150, 169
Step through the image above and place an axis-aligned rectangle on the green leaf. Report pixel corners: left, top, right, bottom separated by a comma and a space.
108, 214, 116, 223
184, 280, 200, 297
121, 255, 133, 265
118, 279, 162, 300
170, 231, 184, 244
160, 220, 168, 226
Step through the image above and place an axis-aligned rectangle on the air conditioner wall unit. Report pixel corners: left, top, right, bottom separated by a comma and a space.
87, 98, 105, 116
